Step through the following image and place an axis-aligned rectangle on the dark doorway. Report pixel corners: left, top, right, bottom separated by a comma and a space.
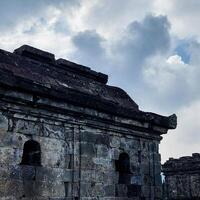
20, 140, 41, 166
115, 152, 141, 198
115, 152, 131, 184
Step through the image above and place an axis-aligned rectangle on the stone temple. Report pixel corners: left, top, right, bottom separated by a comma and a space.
0, 45, 177, 199
162, 153, 200, 199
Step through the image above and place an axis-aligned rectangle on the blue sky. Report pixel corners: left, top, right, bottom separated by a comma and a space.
0, 0, 200, 162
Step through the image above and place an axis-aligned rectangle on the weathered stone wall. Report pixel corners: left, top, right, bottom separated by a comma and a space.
162, 154, 200, 199
0, 109, 75, 199
77, 126, 162, 199
0, 98, 163, 200
0, 44, 177, 200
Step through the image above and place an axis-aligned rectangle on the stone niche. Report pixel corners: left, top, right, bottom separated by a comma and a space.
0, 45, 177, 200
162, 153, 200, 200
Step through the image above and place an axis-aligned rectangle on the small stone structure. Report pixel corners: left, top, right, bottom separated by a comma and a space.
162, 153, 200, 199
0, 45, 177, 199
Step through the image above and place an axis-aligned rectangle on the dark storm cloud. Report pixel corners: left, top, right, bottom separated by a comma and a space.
0, 0, 80, 31
114, 14, 171, 69
71, 30, 108, 71
73, 30, 105, 56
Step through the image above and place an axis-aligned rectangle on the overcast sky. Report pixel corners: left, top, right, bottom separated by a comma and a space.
0, 0, 199, 163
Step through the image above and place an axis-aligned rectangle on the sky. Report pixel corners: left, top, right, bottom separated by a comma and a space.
0, 0, 199, 163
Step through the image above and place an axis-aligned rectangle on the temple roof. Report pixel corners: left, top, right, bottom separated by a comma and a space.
163, 153, 200, 173
0, 45, 177, 130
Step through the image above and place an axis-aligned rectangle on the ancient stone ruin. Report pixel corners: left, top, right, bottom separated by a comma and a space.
0, 45, 177, 199
162, 153, 200, 199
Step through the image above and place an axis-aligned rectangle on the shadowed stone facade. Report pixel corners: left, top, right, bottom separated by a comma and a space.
162, 153, 200, 199
0, 45, 177, 199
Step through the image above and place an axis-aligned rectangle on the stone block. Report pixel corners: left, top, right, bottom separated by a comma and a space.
14, 119, 40, 136
10, 133, 29, 150
1, 179, 24, 198
43, 124, 66, 140
80, 143, 96, 156
115, 184, 127, 197
95, 170, 118, 184
96, 145, 110, 158
36, 167, 66, 182
110, 148, 120, 160
154, 174, 162, 186
110, 137, 120, 148
93, 158, 113, 171
154, 186, 162, 198
131, 175, 142, 185
0, 113, 8, 134
95, 134, 110, 146
81, 170, 96, 182
103, 185, 115, 197
80, 131, 109, 146
77, 155, 96, 169
141, 185, 150, 197
127, 184, 141, 197
20, 165, 36, 180
37, 137, 66, 153
0, 147, 21, 165
190, 174, 200, 197
140, 163, 149, 175
0, 115, 9, 147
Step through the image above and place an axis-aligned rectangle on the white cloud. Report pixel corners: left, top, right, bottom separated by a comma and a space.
143, 55, 188, 95
153, 0, 200, 39
71, 0, 154, 39
0, 3, 77, 57
142, 39, 200, 113
161, 100, 200, 163
166, 55, 185, 65
0, 0, 80, 31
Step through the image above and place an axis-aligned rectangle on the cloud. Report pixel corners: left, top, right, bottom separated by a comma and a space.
113, 14, 171, 68
174, 40, 191, 63
71, 30, 109, 72
78, 0, 153, 38
72, 30, 105, 57
154, 0, 200, 38
142, 39, 200, 113
0, 0, 80, 32
160, 100, 200, 163
0, 0, 81, 56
